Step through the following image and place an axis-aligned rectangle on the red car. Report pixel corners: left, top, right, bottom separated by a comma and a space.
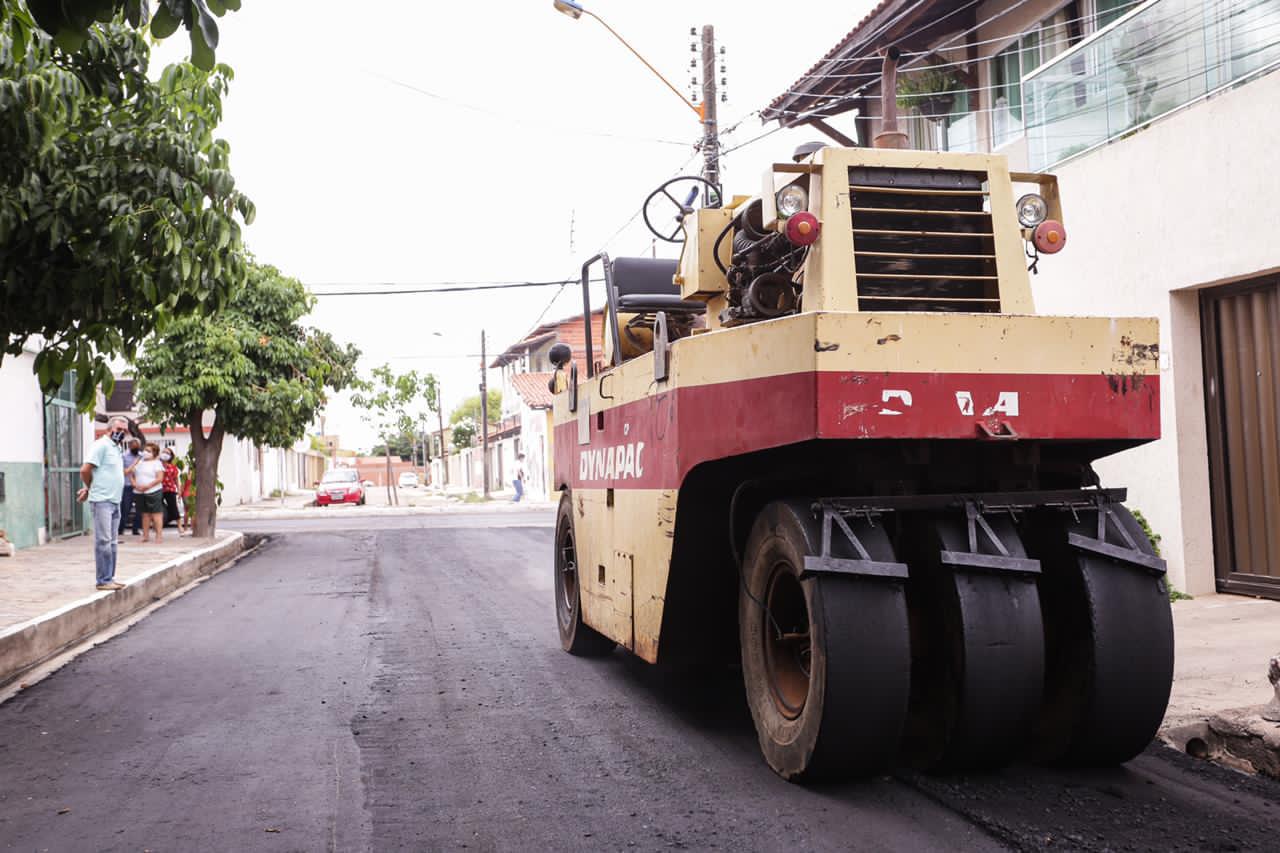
315, 468, 366, 506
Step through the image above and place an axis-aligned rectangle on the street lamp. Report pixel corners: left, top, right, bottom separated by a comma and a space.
552, 0, 703, 121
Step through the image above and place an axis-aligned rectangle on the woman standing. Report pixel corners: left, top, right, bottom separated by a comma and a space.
131, 443, 166, 543
160, 450, 181, 529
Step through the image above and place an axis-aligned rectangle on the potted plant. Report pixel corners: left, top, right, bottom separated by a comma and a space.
896, 56, 966, 119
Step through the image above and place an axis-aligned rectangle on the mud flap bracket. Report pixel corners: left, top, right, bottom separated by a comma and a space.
1065, 497, 1167, 576
1066, 533, 1166, 576
942, 501, 1040, 574
802, 504, 908, 580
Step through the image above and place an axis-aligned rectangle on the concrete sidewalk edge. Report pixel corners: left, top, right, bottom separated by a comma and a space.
1162, 711, 1280, 779
219, 502, 555, 521
0, 532, 246, 689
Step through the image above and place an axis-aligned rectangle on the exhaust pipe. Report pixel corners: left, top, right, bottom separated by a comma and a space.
874, 46, 909, 150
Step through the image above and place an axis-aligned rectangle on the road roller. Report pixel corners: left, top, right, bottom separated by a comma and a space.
547, 55, 1173, 782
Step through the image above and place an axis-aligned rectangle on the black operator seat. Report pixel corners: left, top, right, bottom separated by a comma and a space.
611, 257, 706, 315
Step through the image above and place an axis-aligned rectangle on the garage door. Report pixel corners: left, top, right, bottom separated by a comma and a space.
1201, 275, 1280, 598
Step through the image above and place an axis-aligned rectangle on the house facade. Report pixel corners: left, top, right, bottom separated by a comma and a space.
486, 310, 604, 501
0, 348, 94, 550
765, 0, 1280, 598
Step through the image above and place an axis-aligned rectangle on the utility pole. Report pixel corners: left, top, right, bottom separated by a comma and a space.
700, 25, 720, 193
480, 331, 490, 499
437, 381, 448, 487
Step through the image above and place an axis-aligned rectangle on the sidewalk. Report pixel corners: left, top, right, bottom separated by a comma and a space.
1161, 593, 1280, 777
219, 488, 555, 520
0, 529, 244, 690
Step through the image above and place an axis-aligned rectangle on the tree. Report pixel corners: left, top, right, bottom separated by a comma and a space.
16, 1, 241, 70
133, 262, 359, 536
351, 365, 438, 506
450, 421, 476, 450
0, 7, 254, 407
370, 431, 417, 462
448, 390, 500, 449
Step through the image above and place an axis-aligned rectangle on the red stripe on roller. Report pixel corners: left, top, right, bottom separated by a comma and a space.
554, 371, 1159, 490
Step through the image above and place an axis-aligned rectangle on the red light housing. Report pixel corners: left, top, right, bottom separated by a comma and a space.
784, 212, 821, 246
1033, 219, 1066, 254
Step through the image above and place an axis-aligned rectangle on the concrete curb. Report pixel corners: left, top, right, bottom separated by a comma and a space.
1162, 711, 1280, 779
0, 532, 246, 689
219, 502, 555, 522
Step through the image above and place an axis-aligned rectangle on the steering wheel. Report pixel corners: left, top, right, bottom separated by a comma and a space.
642, 176, 723, 244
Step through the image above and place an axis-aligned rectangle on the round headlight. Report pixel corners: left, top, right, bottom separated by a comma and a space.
776, 184, 809, 218
1016, 193, 1048, 228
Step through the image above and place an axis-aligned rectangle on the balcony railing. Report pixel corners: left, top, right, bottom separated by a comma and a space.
1024, 0, 1280, 169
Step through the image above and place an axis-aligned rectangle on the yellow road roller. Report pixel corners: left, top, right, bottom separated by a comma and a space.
548, 55, 1172, 782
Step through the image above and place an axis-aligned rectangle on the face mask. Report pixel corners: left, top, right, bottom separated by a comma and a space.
144, 451, 156, 460
160, 454, 172, 462
110, 430, 126, 443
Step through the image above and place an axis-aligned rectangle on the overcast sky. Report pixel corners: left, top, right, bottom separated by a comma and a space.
157, 0, 876, 451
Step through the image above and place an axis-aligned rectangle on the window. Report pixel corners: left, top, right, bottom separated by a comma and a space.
1095, 0, 1141, 31
989, 2, 1087, 148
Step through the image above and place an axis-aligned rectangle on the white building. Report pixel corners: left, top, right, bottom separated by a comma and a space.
0, 345, 95, 549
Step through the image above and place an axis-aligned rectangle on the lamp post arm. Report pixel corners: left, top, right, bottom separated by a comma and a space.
583, 10, 703, 120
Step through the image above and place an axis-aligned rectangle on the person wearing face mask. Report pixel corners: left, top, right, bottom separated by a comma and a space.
160, 450, 181, 529
78, 416, 129, 591
130, 443, 167, 543
119, 437, 143, 537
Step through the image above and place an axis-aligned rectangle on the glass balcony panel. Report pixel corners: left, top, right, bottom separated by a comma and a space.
1025, 0, 1280, 169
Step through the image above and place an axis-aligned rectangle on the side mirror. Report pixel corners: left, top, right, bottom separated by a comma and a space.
549, 343, 572, 369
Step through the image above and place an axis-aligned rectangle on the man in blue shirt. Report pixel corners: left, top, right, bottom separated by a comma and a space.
78, 416, 128, 591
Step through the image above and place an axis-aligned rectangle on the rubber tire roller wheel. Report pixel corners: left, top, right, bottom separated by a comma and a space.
1031, 504, 1174, 766
739, 500, 911, 781
903, 514, 1045, 771
554, 491, 615, 657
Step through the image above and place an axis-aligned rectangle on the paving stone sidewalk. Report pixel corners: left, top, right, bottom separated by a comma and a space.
0, 530, 237, 635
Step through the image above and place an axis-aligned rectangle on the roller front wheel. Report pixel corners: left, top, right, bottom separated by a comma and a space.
739, 501, 911, 781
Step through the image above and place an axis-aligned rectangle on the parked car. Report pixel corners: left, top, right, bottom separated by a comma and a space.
315, 468, 365, 506
398, 472, 420, 489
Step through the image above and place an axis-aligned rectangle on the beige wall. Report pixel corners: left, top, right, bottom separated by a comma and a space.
1029, 69, 1280, 595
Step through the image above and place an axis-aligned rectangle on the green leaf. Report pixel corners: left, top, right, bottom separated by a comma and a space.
189, 26, 214, 71
52, 29, 88, 53
151, 5, 181, 39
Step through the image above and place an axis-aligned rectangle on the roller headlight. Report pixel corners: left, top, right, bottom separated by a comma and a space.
776, 184, 809, 218
1016, 193, 1048, 228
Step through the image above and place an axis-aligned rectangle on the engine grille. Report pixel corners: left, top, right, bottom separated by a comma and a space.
849, 167, 998, 313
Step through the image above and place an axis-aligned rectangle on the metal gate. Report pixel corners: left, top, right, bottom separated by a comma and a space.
44, 372, 86, 540
1201, 276, 1280, 598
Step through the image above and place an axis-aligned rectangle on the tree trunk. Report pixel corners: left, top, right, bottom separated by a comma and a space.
188, 409, 225, 538
384, 445, 397, 506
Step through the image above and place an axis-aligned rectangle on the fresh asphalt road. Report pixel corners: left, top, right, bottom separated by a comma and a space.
1, 513, 1277, 852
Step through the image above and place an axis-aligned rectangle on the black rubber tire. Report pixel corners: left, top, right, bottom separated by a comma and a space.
1030, 504, 1174, 765
903, 514, 1044, 771
739, 501, 910, 781
554, 491, 615, 657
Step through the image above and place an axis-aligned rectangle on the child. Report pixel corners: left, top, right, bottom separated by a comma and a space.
179, 468, 195, 536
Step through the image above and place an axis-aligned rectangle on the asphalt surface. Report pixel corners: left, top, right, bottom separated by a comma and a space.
1, 513, 1277, 852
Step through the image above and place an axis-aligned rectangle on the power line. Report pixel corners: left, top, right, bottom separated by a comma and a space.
793, 1, 1145, 82
523, 146, 702, 332
363, 69, 691, 148
311, 279, 586, 297
769, 0, 1041, 116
